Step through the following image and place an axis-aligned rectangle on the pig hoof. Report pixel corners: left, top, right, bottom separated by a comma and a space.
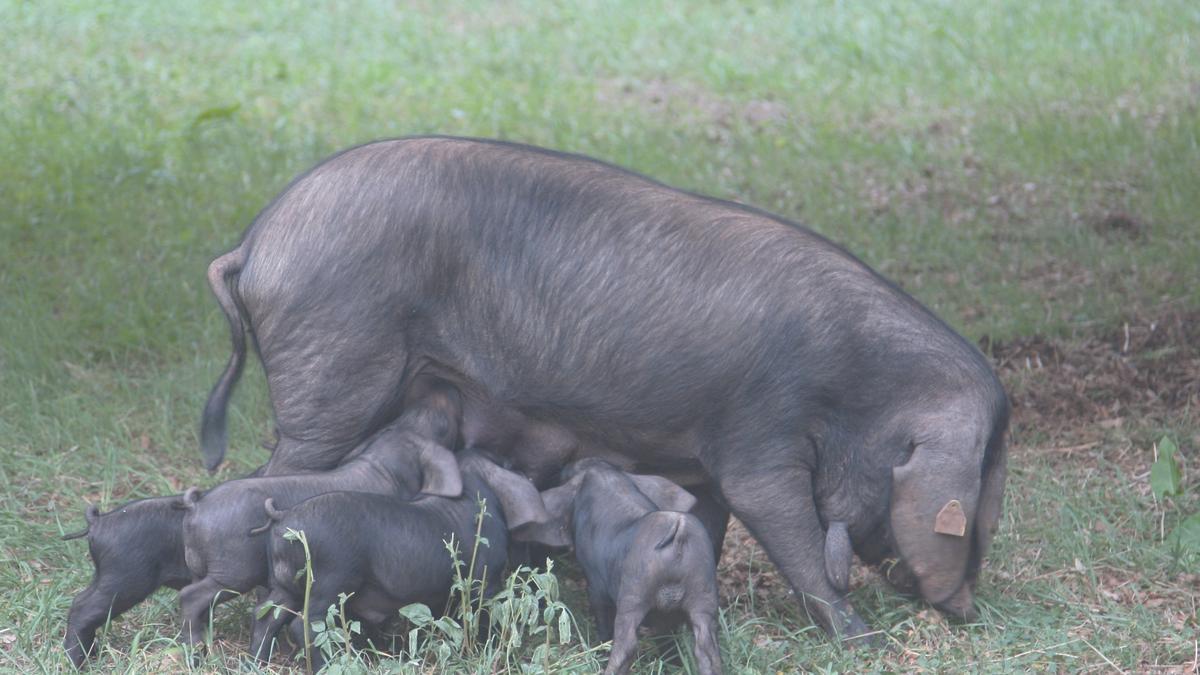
182, 648, 206, 669
839, 614, 882, 649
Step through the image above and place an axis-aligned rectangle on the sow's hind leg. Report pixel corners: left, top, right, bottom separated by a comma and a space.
709, 445, 871, 644
255, 310, 413, 474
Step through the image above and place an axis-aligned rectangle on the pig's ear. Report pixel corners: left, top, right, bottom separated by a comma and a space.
416, 439, 463, 497
470, 457, 551, 530
511, 477, 580, 548
628, 474, 696, 513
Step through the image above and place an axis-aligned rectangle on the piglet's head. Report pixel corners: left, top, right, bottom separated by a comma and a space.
512, 459, 696, 549
458, 451, 553, 531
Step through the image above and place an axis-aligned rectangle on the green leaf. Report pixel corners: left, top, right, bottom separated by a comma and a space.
1150, 436, 1183, 499
1168, 513, 1200, 552
557, 607, 571, 644
399, 603, 434, 626
1160, 436, 1179, 460
434, 617, 463, 646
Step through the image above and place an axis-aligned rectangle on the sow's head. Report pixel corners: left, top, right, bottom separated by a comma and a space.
881, 399, 1009, 621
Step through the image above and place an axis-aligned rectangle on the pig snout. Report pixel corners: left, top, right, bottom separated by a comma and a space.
885, 556, 978, 621
933, 582, 979, 622
881, 557, 920, 596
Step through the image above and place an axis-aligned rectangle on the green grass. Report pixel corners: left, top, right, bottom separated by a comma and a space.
1, 0, 1198, 671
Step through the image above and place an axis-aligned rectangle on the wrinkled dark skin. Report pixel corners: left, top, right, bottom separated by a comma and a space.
250, 450, 548, 669
179, 384, 463, 651
519, 459, 721, 675
200, 136, 1009, 639
62, 495, 192, 669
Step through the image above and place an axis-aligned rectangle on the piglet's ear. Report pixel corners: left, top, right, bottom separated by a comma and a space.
416, 438, 463, 498
511, 477, 581, 548
470, 457, 551, 530
628, 474, 696, 513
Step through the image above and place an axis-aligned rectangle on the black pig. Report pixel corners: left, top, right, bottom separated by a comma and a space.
199, 136, 1009, 639
519, 458, 721, 675
248, 450, 549, 669
62, 495, 192, 669
179, 383, 462, 651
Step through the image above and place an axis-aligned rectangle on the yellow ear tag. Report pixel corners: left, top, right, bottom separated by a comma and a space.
934, 499, 967, 536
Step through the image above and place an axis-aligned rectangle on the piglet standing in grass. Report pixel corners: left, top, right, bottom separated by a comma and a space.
250, 449, 551, 670
62, 494, 193, 669
179, 379, 464, 655
517, 458, 722, 675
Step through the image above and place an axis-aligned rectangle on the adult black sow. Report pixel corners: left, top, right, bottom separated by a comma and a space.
199, 136, 1009, 640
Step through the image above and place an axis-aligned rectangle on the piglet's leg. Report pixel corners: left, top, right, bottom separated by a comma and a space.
250, 589, 300, 663
178, 577, 236, 649
65, 574, 160, 669
586, 585, 616, 643
689, 609, 723, 675
603, 606, 647, 675
64, 585, 108, 669
291, 587, 345, 673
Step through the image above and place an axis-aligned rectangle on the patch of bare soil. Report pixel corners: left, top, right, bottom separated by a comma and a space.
717, 518, 783, 604
595, 77, 790, 136
983, 308, 1200, 441
1091, 210, 1147, 240
717, 519, 877, 606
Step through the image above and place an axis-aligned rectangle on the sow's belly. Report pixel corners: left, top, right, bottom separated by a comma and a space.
457, 392, 708, 488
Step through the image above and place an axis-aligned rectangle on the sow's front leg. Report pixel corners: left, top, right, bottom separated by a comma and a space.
711, 450, 871, 643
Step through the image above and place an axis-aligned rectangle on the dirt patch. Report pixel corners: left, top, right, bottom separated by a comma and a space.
595, 77, 790, 135
1091, 210, 1148, 240
718, 518, 886, 613
983, 308, 1200, 441
717, 518, 784, 604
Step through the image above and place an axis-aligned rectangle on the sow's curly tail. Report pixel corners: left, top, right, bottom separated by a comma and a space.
200, 246, 247, 473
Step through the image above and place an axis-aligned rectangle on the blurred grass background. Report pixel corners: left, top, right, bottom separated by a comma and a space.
1, 0, 1197, 671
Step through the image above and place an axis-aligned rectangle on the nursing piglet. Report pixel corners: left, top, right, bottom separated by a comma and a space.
518, 458, 721, 675
249, 450, 549, 669
180, 383, 463, 653
62, 494, 192, 668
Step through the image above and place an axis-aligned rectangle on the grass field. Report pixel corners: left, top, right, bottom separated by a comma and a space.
2, 0, 1198, 672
